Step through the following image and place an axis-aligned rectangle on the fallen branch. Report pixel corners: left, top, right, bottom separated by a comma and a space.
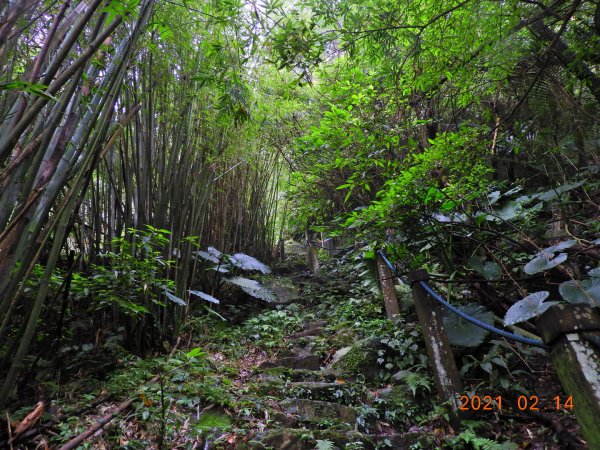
56, 394, 141, 450
0, 392, 114, 448
9, 401, 44, 443
57, 338, 181, 449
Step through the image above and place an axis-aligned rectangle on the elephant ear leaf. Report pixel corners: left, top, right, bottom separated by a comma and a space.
468, 258, 501, 280
543, 240, 577, 253
164, 290, 186, 306
559, 279, 600, 307
193, 250, 220, 263
524, 252, 567, 274
188, 290, 220, 304
208, 246, 223, 258
225, 277, 276, 302
483, 262, 501, 280
504, 291, 558, 325
229, 253, 271, 273
442, 304, 494, 347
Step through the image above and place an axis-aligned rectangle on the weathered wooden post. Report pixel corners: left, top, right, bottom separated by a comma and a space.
278, 237, 285, 261
375, 253, 400, 321
322, 237, 335, 251
536, 304, 600, 448
408, 269, 463, 428
305, 230, 319, 274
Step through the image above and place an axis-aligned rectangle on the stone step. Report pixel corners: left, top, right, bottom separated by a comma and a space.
288, 381, 343, 391
265, 277, 301, 305
287, 327, 324, 339
259, 354, 321, 371
243, 428, 424, 450
303, 320, 327, 330
280, 398, 357, 426
259, 367, 341, 382
285, 381, 355, 402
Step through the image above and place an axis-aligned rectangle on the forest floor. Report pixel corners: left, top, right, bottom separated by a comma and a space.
4, 254, 588, 449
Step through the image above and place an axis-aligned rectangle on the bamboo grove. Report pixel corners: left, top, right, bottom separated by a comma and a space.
1, 0, 600, 414
0, 0, 291, 406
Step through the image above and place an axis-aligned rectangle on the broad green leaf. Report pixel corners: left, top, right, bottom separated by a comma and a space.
442, 304, 494, 347
503, 186, 522, 197
524, 252, 567, 274
504, 291, 558, 325
483, 262, 501, 280
188, 290, 220, 304
487, 190, 501, 205
468, 256, 484, 274
431, 213, 452, 222
491, 201, 521, 221
559, 279, 600, 307
541, 240, 577, 253
229, 253, 271, 273
468, 258, 501, 280
225, 276, 276, 302
164, 290, 186, 306
535, 181, 585, 201
193, 250, 219, 263
587, 267, 600, 277
208, 246, 222, 258
186, 348, 205, 358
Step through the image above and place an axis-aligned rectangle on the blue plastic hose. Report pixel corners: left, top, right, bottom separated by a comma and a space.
419, 281, 549, 349
377, 250, 549, 349
376, 250, 409, 285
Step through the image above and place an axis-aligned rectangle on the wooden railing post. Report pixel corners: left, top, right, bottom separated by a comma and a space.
375, 253, 400, 321
305, 230, 319, 274
536, 304, 600, 448
278, 238, 285, 261
408, 269, 463, 428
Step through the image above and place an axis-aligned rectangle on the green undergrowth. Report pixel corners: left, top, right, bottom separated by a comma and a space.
34, 257, 572, 449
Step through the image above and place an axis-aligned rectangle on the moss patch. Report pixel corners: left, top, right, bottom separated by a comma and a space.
332, 337, 384, 380
195, 411, 232, 431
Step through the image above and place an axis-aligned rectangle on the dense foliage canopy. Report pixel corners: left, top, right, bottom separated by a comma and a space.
0, 0, 599, 441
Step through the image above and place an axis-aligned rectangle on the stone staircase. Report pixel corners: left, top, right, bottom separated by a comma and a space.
240, 320, 423, 450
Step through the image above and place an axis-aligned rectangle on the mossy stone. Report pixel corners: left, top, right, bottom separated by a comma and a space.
244, 428, 366, 450
195, 411, 231, 431
281, 398, 357, 425
378, 385, 411, 408
331, 337, 385, 380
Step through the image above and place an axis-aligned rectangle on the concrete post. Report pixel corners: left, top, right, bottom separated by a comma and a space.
375, 253, 400, 321
537, 304, 600, 448
408, 269, 463, 428
305, 230, 319, 274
